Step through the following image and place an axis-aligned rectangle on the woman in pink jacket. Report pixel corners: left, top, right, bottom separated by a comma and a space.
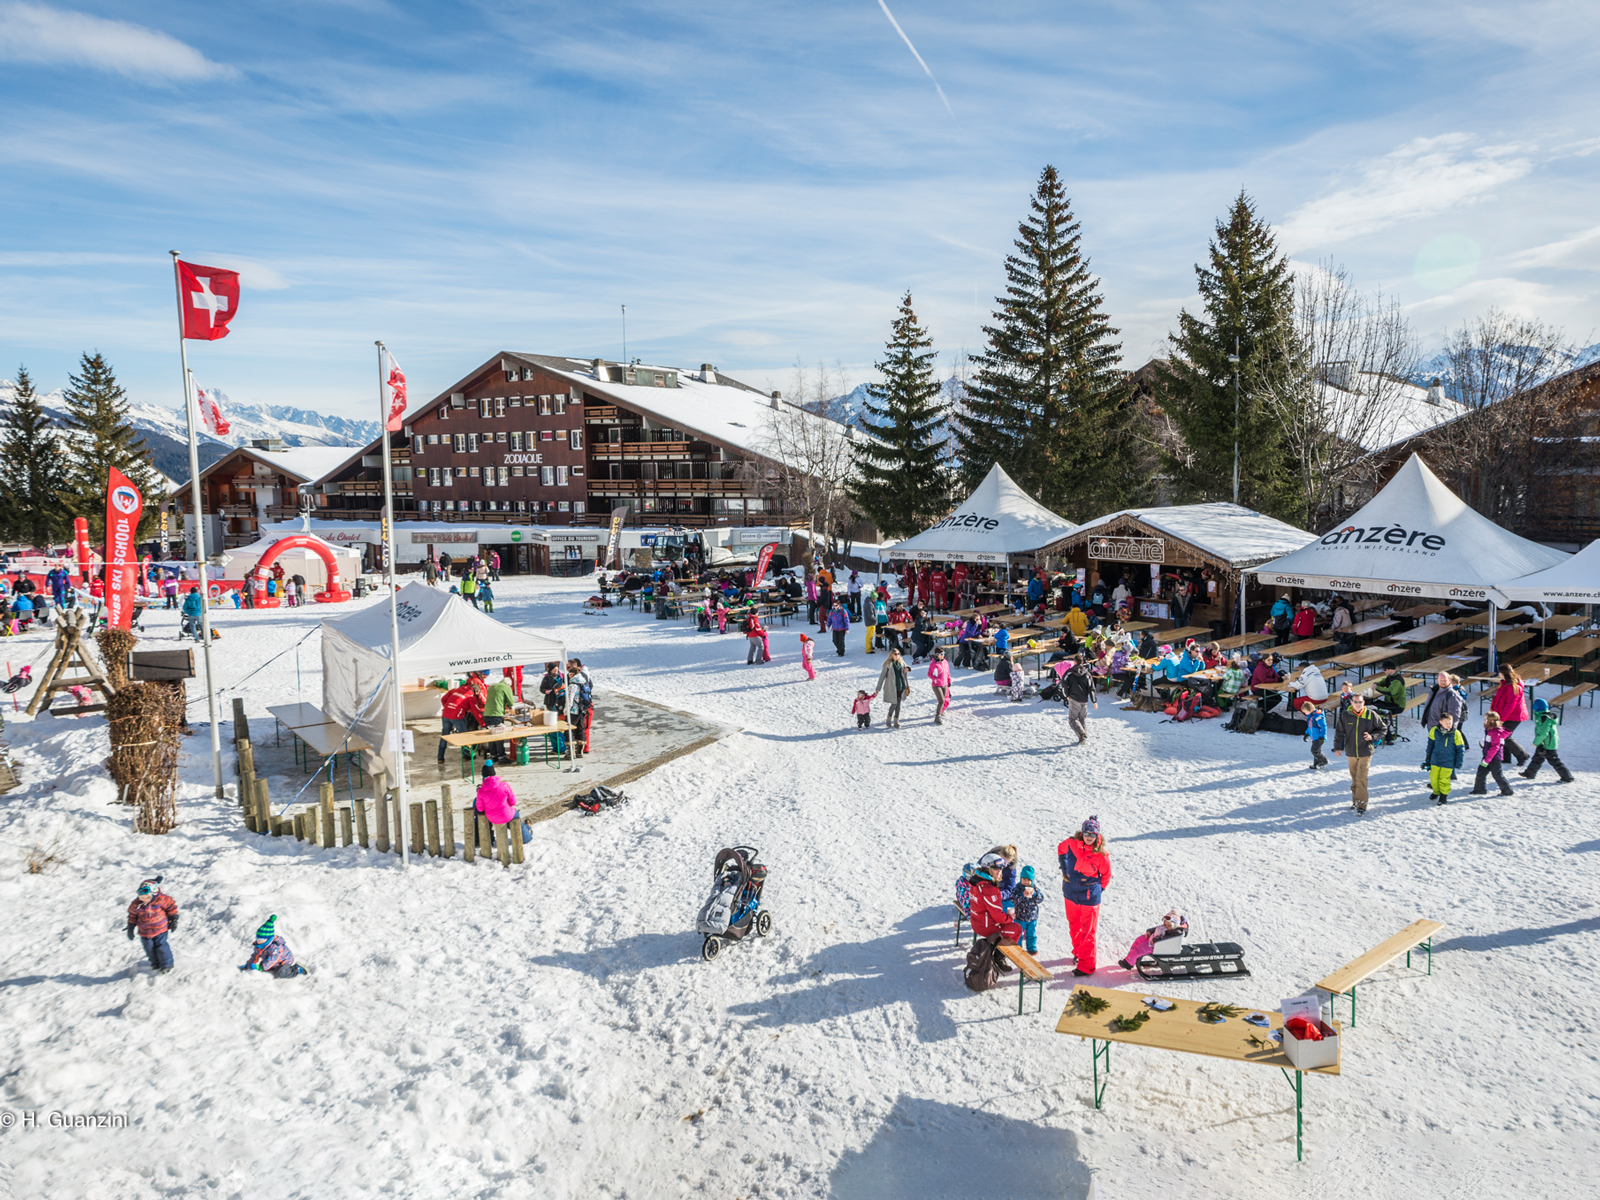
1489, 663, 1531, 766
927, 646, 952, 725
475, 763, 520, 851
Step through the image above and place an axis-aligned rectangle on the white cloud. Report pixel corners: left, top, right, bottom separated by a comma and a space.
1277, 134, 1532, 252
1501, 225, 1600, 271
0, 3, 234, 82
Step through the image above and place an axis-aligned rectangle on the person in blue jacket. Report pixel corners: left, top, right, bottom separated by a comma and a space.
180, 586, 204, 642
1027, 572, 1044, 608
1305, 705, 1329, 770
1270, 594, 1294, 645
1422, 711, 1468, 804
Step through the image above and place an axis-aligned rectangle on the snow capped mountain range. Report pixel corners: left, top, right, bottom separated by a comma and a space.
0, 378, 378, 484
1410, 341, 1600, 393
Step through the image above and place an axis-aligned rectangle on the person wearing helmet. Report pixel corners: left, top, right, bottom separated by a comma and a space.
954, 862, 977, 925
125, 877, 179, 974
967, 855, 1022, 949
1058, 817, 1112, 976
1522, 696, 1574, 783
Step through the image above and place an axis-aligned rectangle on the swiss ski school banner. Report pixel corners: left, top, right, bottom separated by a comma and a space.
104, 468, 144, 630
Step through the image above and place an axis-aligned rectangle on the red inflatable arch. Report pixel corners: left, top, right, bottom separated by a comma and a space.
249, 535, 352, 607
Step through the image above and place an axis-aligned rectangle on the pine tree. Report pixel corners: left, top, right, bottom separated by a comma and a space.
0, 366, 70, 547
60, 352, 163, 540
848, 293, 952, 539
1160, 191, 1297, 517
954, 165, 1141, 520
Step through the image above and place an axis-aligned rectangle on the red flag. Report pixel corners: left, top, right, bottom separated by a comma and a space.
194, 381, 231, 437
104, 468, 144, 630
753, 542, 778, 589
176, 260, 240, 340
383, 349, 408, 431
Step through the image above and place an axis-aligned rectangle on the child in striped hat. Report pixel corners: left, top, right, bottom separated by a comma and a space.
239, 916, 308, 978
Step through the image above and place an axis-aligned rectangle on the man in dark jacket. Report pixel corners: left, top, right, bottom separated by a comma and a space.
1332, 694, 1385, 813
1063, 665, 1097, 744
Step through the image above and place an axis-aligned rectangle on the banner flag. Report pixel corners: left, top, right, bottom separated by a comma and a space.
104, 468, 144, 630
194, 381, 231, 437
382, 349, 408, 431
753, 541, 778, 589
605, 505, 628, 569
175, 260, 240, 340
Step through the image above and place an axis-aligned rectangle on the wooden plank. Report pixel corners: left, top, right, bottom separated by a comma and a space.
996, 944, 1052, 982
1054, 985, 1340, 1076
1552, 683, 1596, 706
1315, 919, 1445, 997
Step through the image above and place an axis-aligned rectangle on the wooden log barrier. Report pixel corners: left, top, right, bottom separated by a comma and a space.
409, 802, 425, 856
320, 783, 336, 849
355, 799, 370, 849
376, 792, 390, 854
237, 739, 254, 787
511, 815, 525, 865
257, 779, 273, 837
241, 768, 257, 833
425, 800, 440, 857
440, 785, 454, 858
476, 814, 491, 862
232, 696, 250, 745
340, 805, 353, 848
462, 809, 475, 863
497, 822, 510, 866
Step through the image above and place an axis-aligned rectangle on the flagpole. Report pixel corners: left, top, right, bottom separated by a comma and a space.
170, 251, 225, 800
377, 341, 411, 867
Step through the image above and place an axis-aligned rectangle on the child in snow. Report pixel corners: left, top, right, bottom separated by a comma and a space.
955, 862, 975, 923
1422, 710, 1468, 804
1118, 910, 1188, 970
800, 633, 816, 681
479, 581, 494, 613
851, 689, 873, 729
1305, 705, 1329, 770
1521, 696, 1574, 783
1472, 711, 1515, 796
125, 877, 179, 973
1011, 866, 1042, 955
239, 915, 308, 978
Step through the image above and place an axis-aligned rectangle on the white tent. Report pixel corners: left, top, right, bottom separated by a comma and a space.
321, 582, 568, 776
1498, 538, 1600, 603
882, 464, 1076, 564
1247, 454, 1568, 602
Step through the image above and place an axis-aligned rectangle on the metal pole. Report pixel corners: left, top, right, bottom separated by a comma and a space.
1238, 568, 1247, 638
170, 252, 225, 800
376, 341, 411, 866
1487, 601, 1498, 675
1231, 337, 1241, 507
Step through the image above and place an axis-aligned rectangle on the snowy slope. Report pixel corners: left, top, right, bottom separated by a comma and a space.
0, 578, 1595, 1200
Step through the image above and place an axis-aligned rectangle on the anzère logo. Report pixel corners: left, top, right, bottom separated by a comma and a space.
1320, 524, 1445, 551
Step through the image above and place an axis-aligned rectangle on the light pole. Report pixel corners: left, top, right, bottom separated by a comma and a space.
1228, 338, 1241, 506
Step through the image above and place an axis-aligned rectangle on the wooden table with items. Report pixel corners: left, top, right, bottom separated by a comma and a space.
1160, 625, 1215, 644
442, 721, 573, 782
1215, 631, 1276, 651
1327, 645, 1402, 679
1411, 653, 1478, 676
1056, 985, 1339, 1162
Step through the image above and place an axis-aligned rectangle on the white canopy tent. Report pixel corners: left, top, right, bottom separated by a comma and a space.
881, 464, 1077, 564
1247, 454, 1570, 668
321, 582, 569, 777
1497, 538, 1600, 603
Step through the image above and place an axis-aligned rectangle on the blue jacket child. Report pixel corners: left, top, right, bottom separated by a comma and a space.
1422, 723, 1468, 770
1011, 866, 1042, 954
1306, 708, 1328, 742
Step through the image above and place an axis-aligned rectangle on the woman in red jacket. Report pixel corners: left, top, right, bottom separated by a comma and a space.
1058, 817, 1112, 976
967, 854, 1022, 944
1489, 663, 1532, 766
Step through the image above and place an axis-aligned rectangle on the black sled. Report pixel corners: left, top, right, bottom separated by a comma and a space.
1135, 941, 1252, 981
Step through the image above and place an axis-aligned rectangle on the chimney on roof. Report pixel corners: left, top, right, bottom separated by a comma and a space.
845, 424, 856, 440
1426, 377, 1445, 405
700, 363, 716, 383
251, 437, 285, 452
769, 391, 782, 410
592, 357, 610, 383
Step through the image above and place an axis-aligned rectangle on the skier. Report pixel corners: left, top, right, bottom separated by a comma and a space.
125, 877, 179, 973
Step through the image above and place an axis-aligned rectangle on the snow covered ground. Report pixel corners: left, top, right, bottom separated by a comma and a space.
1, 574, 1596, 1199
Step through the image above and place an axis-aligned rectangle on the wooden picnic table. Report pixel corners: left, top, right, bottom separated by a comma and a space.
1465, 628, 1534, 653
1056, 985, 1338, 1161
1011, 639, 1062, 676
1160, 625, 1215, 643
1215, 631, 1275, 651
291, 721, 372, 798
1274, 636, 1334, 660
1392, 603, 1448, 620
1326, 645, 1400, 679
993, 611, 1033, 627
1538, 635, 1600, 661
267, 702, 328, 741
1538, 614, 1589, 633
1349, 618, 1398, 639
1411, 653, 1478, 675
1121, 620, 1157, 632
443, 720, 573, 781
1384, 623, 1471, 646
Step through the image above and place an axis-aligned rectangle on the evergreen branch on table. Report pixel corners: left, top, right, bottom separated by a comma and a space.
1072, 989, 1110, 1016
1110, 1010, 1151, 1033
1197, 1001, 1244, 1024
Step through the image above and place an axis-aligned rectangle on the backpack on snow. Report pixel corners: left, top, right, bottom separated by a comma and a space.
1230, 698, 1263, 733
964, 934, 1001, 993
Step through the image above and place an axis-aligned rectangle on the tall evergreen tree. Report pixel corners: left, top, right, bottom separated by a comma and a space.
60, 352, 163, 540
0, 366, 70, 547
1159, 190, 1297, 517
848, 293, 952, 539
954, 165, 1141, 520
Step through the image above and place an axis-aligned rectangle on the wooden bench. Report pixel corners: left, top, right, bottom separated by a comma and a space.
1315, 918, 1444, 1027
1551, 682, 1597, 723
995, 943, 1053, 1014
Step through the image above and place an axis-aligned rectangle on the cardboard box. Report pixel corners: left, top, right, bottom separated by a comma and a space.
1282, 1019, 1339, 1070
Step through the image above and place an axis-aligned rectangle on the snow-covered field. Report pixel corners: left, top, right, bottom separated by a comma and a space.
1, 574, 1596, 1200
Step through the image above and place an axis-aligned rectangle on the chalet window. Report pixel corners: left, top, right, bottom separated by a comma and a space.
472, 500, 482, 512
427, 434, 439, 445
515, 500, 527, 512
496, 431, 507, 443
553, 395, 565, 414
558, 501, 570, 512
469, 466, 480, 479
573, 501, 586, 514
541, 466, 554, 486
496, 397, 506, 418
429, 468, 441, 487
569, 430, 583, 450
511, 466, 523, 477
467, 433, 478, 452
539, 396, 553, 416
510, 396, 522, 407
455, 466, 467, 480
527, 429, 537, 445
521, 367, 534, 381
555, 429, 565, 441
557, 466, 568, 486
412, 436, 424, 455
438, 406, 449, 420
571, 465, 584, 477
539, 431, 553, 442
453, 433, 466, 453
510, 432, 522, 451
498, 466, 510, 486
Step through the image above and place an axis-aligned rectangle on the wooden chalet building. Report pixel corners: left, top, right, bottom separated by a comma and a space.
313, 352, 853, 529
166, 440, 361, 555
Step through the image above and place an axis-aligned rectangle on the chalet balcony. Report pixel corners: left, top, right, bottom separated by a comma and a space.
586, 478, 748, 494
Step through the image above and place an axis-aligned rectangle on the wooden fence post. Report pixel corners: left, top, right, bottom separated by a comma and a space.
496, 822, 510, 866
292, 811, 304, 841
232, 695, 250, 745
511, 815, 525, 865
340, 805, 353, 847
237, 739, 254, 785
257, 778, 273, 836
320, 783, 336, 848
355, 799, 370, 849
462, 809, 475, 863
376, 788, 390, 854
424, 801, 440, 857
440, 785, 454, 858
409, 802, 425, 855
241, 766, 257, 832
476, 814, 491, 861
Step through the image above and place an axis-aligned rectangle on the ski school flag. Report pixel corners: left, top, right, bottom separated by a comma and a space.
194, 381, 231, 437
605, 505, 628, 568
753, 542, 778, 589
104, 468, 144, 630
175, 260, 240, 341
383, 349, 408, 431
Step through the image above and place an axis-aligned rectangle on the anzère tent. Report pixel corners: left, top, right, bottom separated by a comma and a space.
882, 464, 1077, 565
321, 582, 568, 777
1497, 538, 1600, 603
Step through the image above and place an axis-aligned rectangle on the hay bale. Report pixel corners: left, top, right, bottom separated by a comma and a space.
106, 682, 184, 834
95, 626, 138, 689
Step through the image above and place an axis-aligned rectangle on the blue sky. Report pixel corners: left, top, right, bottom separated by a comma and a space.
1, 1, 1597, 418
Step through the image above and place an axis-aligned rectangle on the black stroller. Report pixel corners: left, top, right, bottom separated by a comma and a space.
695, 846, 772, 962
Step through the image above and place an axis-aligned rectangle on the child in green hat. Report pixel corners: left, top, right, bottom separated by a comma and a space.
239, 915, 308, 978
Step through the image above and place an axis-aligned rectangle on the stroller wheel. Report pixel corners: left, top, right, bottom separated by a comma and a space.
701, 936, 722, 962
754, 911, 773, 938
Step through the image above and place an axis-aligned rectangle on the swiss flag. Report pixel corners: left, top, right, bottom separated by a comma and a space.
383, 349, 407, 431
176, 259, 240, 340
194, 381, 231, 437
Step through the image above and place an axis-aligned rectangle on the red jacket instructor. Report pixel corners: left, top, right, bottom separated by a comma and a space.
967, 855, 1022, 944
1058, 816, 1111, 976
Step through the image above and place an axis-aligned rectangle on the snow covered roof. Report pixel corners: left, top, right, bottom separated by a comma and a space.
883, 464, 1077, 563
1047, 502, 1314, 568
166, 445, 357, 494
1322, 373, 1468, 453
1247, 453, 1569, 601
1496, 537, 1600, 602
